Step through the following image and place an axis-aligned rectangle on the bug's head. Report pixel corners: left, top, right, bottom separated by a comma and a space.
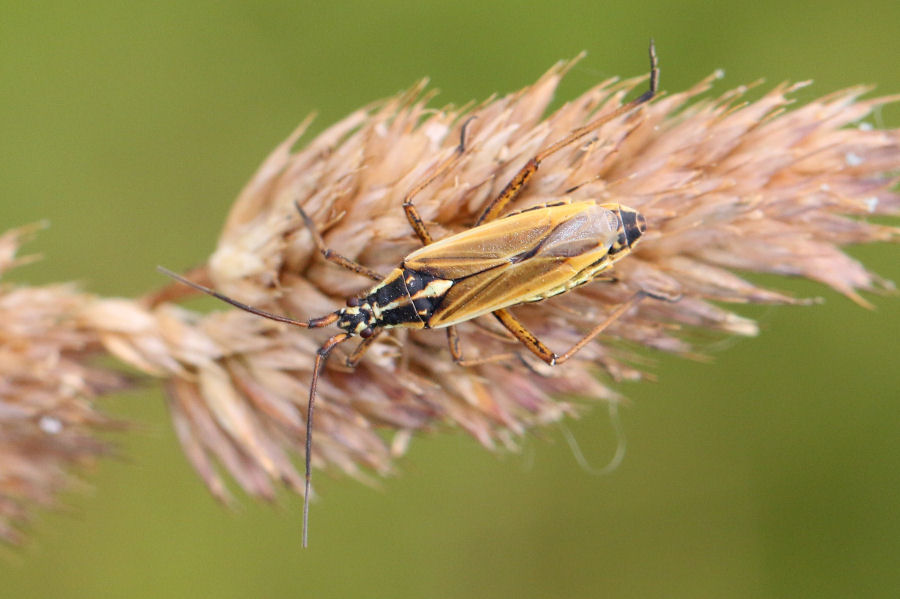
608, 205, 647, 258
336, 298, 376, 338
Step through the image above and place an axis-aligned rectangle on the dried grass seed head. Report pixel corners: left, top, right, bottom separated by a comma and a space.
117, 56, 900, 504
0, 225, 130, 545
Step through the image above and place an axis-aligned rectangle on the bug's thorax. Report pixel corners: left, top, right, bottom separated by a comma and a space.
336, 267, 453, 335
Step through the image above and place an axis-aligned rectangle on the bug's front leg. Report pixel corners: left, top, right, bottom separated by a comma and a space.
296, 204, 384, 282
402, 117, 477, 245
492, 292, 648, 366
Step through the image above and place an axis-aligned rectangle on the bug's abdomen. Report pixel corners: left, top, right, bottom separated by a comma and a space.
366, 268, 453, 329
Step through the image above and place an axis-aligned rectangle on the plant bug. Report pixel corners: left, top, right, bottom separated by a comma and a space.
161, 41, 663, 547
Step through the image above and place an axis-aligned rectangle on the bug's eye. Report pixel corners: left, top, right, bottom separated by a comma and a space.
347, 297, 361, 307
360, 327, 374, 338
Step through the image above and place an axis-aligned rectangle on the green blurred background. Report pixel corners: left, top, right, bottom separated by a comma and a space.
2, 1, 899, 597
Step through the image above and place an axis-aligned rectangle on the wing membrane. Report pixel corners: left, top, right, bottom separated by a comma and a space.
403, 209, 552, 279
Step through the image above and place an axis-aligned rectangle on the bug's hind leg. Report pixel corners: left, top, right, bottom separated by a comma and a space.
492, 292, 648, 366
475, 41, 659, 226
295, 203, 384, 282
403, 117, 477, 245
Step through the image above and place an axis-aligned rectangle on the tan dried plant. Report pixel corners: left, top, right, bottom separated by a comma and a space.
2, 55, 898, 545
0, 225, 130, 545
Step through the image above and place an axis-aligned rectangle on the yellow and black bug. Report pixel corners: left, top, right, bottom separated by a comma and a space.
161, 42, 663, 546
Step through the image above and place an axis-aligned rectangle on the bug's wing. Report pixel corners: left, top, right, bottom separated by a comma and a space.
407, 201, 622, 328
426, 255, 574, 327
404, 201, 619, 278
403, 207, 555, 280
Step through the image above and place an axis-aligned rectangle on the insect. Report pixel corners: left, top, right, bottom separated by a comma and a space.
161, 41, 662, 547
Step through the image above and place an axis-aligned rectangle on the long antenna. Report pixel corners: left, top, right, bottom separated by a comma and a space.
156, 267, 315, 327
532, 39, 658, 164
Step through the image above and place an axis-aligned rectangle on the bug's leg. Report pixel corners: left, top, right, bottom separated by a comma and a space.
475, 41, 659, 226
492, 292, 647, 365
303, 332, 351, 548
446, 326, 517, 366
403, 117, 477, 245
296, 204, 384, 282
345, 328, 384, 368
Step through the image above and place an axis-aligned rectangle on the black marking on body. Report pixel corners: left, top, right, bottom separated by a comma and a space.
509, 241, 542, 264
370, 271, 417, 327
366, 268, 446, 328
407, 269, 447, 326
372, 271, 406, 311
337, 305, 373, 334
378, 301, 420, 327
609, 209, 646, 257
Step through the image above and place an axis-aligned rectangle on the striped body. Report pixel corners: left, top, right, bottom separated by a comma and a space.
336, 199, 646, 336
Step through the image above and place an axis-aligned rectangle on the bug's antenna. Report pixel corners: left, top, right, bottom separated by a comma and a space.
634, 38, 659, 105
156, 266, 339, 329
158, 265, 351, 547
302, 332, 350, 548
457, 115, 477, 151
531, 40, 659, 165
